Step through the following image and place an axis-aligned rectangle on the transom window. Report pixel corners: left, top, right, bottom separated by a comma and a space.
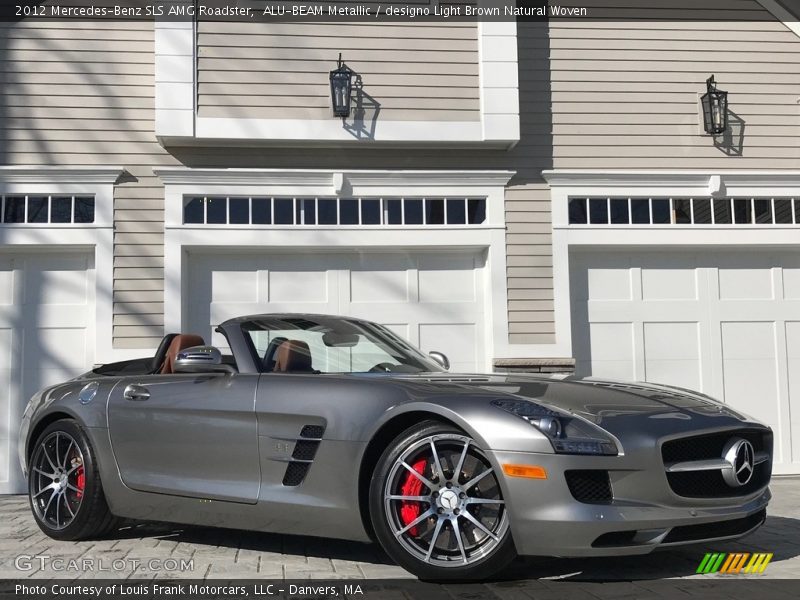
0, 194, 95, 224
183, 196, 487, 226
569, 197, 798, 226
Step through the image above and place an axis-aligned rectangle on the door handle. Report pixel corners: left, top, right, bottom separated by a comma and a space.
123, 384, 150, 402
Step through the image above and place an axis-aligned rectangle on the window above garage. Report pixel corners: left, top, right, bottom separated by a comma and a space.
182, 196, 487, 226
568, 197, 798, 226
1, 194, 95, 224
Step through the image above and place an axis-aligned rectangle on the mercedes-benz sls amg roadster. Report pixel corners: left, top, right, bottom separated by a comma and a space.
20, 314, 772, 580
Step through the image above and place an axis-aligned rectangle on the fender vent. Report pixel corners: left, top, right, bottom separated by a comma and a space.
292, 440, 319, 461
300, 425, 325, 439
281, 424, 326, 486
282, 462, 311, 486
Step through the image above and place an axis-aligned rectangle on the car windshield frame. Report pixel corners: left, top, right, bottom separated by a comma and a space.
239, 316, 445, 374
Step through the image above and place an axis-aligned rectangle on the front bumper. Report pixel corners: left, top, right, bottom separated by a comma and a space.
490, 449, 771, 557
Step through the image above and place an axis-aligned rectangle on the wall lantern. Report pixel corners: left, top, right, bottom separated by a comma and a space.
701, 75, 728, 135
329, 53, 355, 118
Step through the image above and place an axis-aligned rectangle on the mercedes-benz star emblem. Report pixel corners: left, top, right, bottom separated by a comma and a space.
438, 490, 459, 511
722, 438, 755, 487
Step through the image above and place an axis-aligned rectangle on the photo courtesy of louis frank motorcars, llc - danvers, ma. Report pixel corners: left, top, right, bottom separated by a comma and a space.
2, 0, 800, 586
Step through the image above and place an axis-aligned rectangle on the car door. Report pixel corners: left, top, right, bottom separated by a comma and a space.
107, 372, 260, 504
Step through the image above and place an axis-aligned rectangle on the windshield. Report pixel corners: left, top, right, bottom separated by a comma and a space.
241, 316, 444, 374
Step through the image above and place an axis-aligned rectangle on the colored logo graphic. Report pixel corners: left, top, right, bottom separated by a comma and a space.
696, 552, 773, 574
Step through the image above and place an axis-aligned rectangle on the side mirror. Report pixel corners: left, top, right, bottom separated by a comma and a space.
428, 351, 450, 371
174, 346, 235, 374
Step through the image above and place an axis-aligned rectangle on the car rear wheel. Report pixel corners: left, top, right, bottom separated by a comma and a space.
369, 420, 516, 580
28, 419, 119, 540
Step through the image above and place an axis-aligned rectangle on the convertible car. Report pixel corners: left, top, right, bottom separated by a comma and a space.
20, 314, 772, 580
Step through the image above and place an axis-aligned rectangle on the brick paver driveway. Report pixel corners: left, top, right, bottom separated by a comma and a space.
1, 478, 798, 580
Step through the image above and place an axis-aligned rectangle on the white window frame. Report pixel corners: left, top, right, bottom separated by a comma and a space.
154, 21, 519, 147
0, 166, 122, 362
544, 170, 800, 359
156, 168, 518, 371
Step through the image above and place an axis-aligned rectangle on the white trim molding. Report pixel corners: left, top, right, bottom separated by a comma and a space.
154, 24, 519, 147
0, 166, 124, 365
157, 168, 522, 372
0, 166, 123, 186
543, 169, 800, 361
154, 18, 195, 138
478, 20, 520, 146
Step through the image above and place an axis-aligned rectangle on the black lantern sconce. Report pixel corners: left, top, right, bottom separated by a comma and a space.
329, 53, 355, 118
701, 75, 728, 135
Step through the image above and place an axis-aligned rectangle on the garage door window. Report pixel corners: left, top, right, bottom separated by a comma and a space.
569, 197, 797, 226
183, 196, 487, 226
1, 194, 95, 224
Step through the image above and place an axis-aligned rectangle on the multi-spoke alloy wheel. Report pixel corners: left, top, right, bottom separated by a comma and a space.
370, 421, 516, 580
30, 431, 85, 530
27, 419, 119, 540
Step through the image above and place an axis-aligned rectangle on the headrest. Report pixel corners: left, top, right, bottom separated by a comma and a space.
273, 340, 313, 373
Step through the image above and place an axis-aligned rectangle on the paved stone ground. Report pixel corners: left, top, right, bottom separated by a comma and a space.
0, 478, 798, 581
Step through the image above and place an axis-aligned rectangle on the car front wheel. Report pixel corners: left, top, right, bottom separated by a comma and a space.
369, 421, 516, 580
28, 419, 118, 540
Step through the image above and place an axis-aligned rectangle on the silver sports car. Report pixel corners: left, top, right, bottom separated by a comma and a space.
19, 314, 772, 580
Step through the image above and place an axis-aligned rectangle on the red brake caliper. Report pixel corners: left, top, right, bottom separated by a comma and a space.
75, 466, 85, 499
399, 458, 428, 536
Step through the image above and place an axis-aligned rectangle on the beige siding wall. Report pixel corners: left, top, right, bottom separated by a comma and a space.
550, 1, 800, 168
0, 21, 175, 349
1, 20, 555, 350
178, 21, 556, 345
196, 22, 481, 122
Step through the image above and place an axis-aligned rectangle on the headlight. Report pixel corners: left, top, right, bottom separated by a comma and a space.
492, 398, 618, 456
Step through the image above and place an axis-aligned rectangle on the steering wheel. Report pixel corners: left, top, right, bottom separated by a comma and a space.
369, 362, 396, 373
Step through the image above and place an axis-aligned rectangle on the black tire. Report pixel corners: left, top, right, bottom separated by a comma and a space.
28, 419, 119, 540
369, 420, 517, 581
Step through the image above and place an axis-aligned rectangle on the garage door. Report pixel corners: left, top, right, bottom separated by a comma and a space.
0, 252, 95, 493
187, 250, 487, 372
571, 250, 800, 473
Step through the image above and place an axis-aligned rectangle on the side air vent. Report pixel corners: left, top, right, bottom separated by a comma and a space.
282, 462, 311, 486
300, 425, 325, 439
281, 424, 326, 487
292, 440, 319, 461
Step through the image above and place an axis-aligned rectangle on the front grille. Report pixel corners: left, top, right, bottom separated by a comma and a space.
667, 462, 770, 498
565, 470, 612, 504
661, 429, 769, 464
663, 509, 766, 544
661, 429, 772, 498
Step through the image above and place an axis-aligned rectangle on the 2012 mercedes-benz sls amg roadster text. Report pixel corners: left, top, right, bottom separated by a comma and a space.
20, 314, 772, 580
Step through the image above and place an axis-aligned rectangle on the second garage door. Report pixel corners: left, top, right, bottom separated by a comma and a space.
187, 250, 487, 372
571, 249, 800, 473
0, 251, 95, 493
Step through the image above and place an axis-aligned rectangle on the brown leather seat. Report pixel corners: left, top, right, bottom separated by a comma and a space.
160, 334, 205, 374
273, 340, 314, 373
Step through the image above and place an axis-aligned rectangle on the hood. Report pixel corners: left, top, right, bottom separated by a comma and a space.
377, 372, 763, 438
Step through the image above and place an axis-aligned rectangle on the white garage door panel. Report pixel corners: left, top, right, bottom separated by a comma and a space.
643, 322, 701, 391
787, 322, 800, 466
572, 250, 799, 473
188, 250, 486, 372
0, 328, 13, 484
0, 252, 94, 494
720, 322, 781, 459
